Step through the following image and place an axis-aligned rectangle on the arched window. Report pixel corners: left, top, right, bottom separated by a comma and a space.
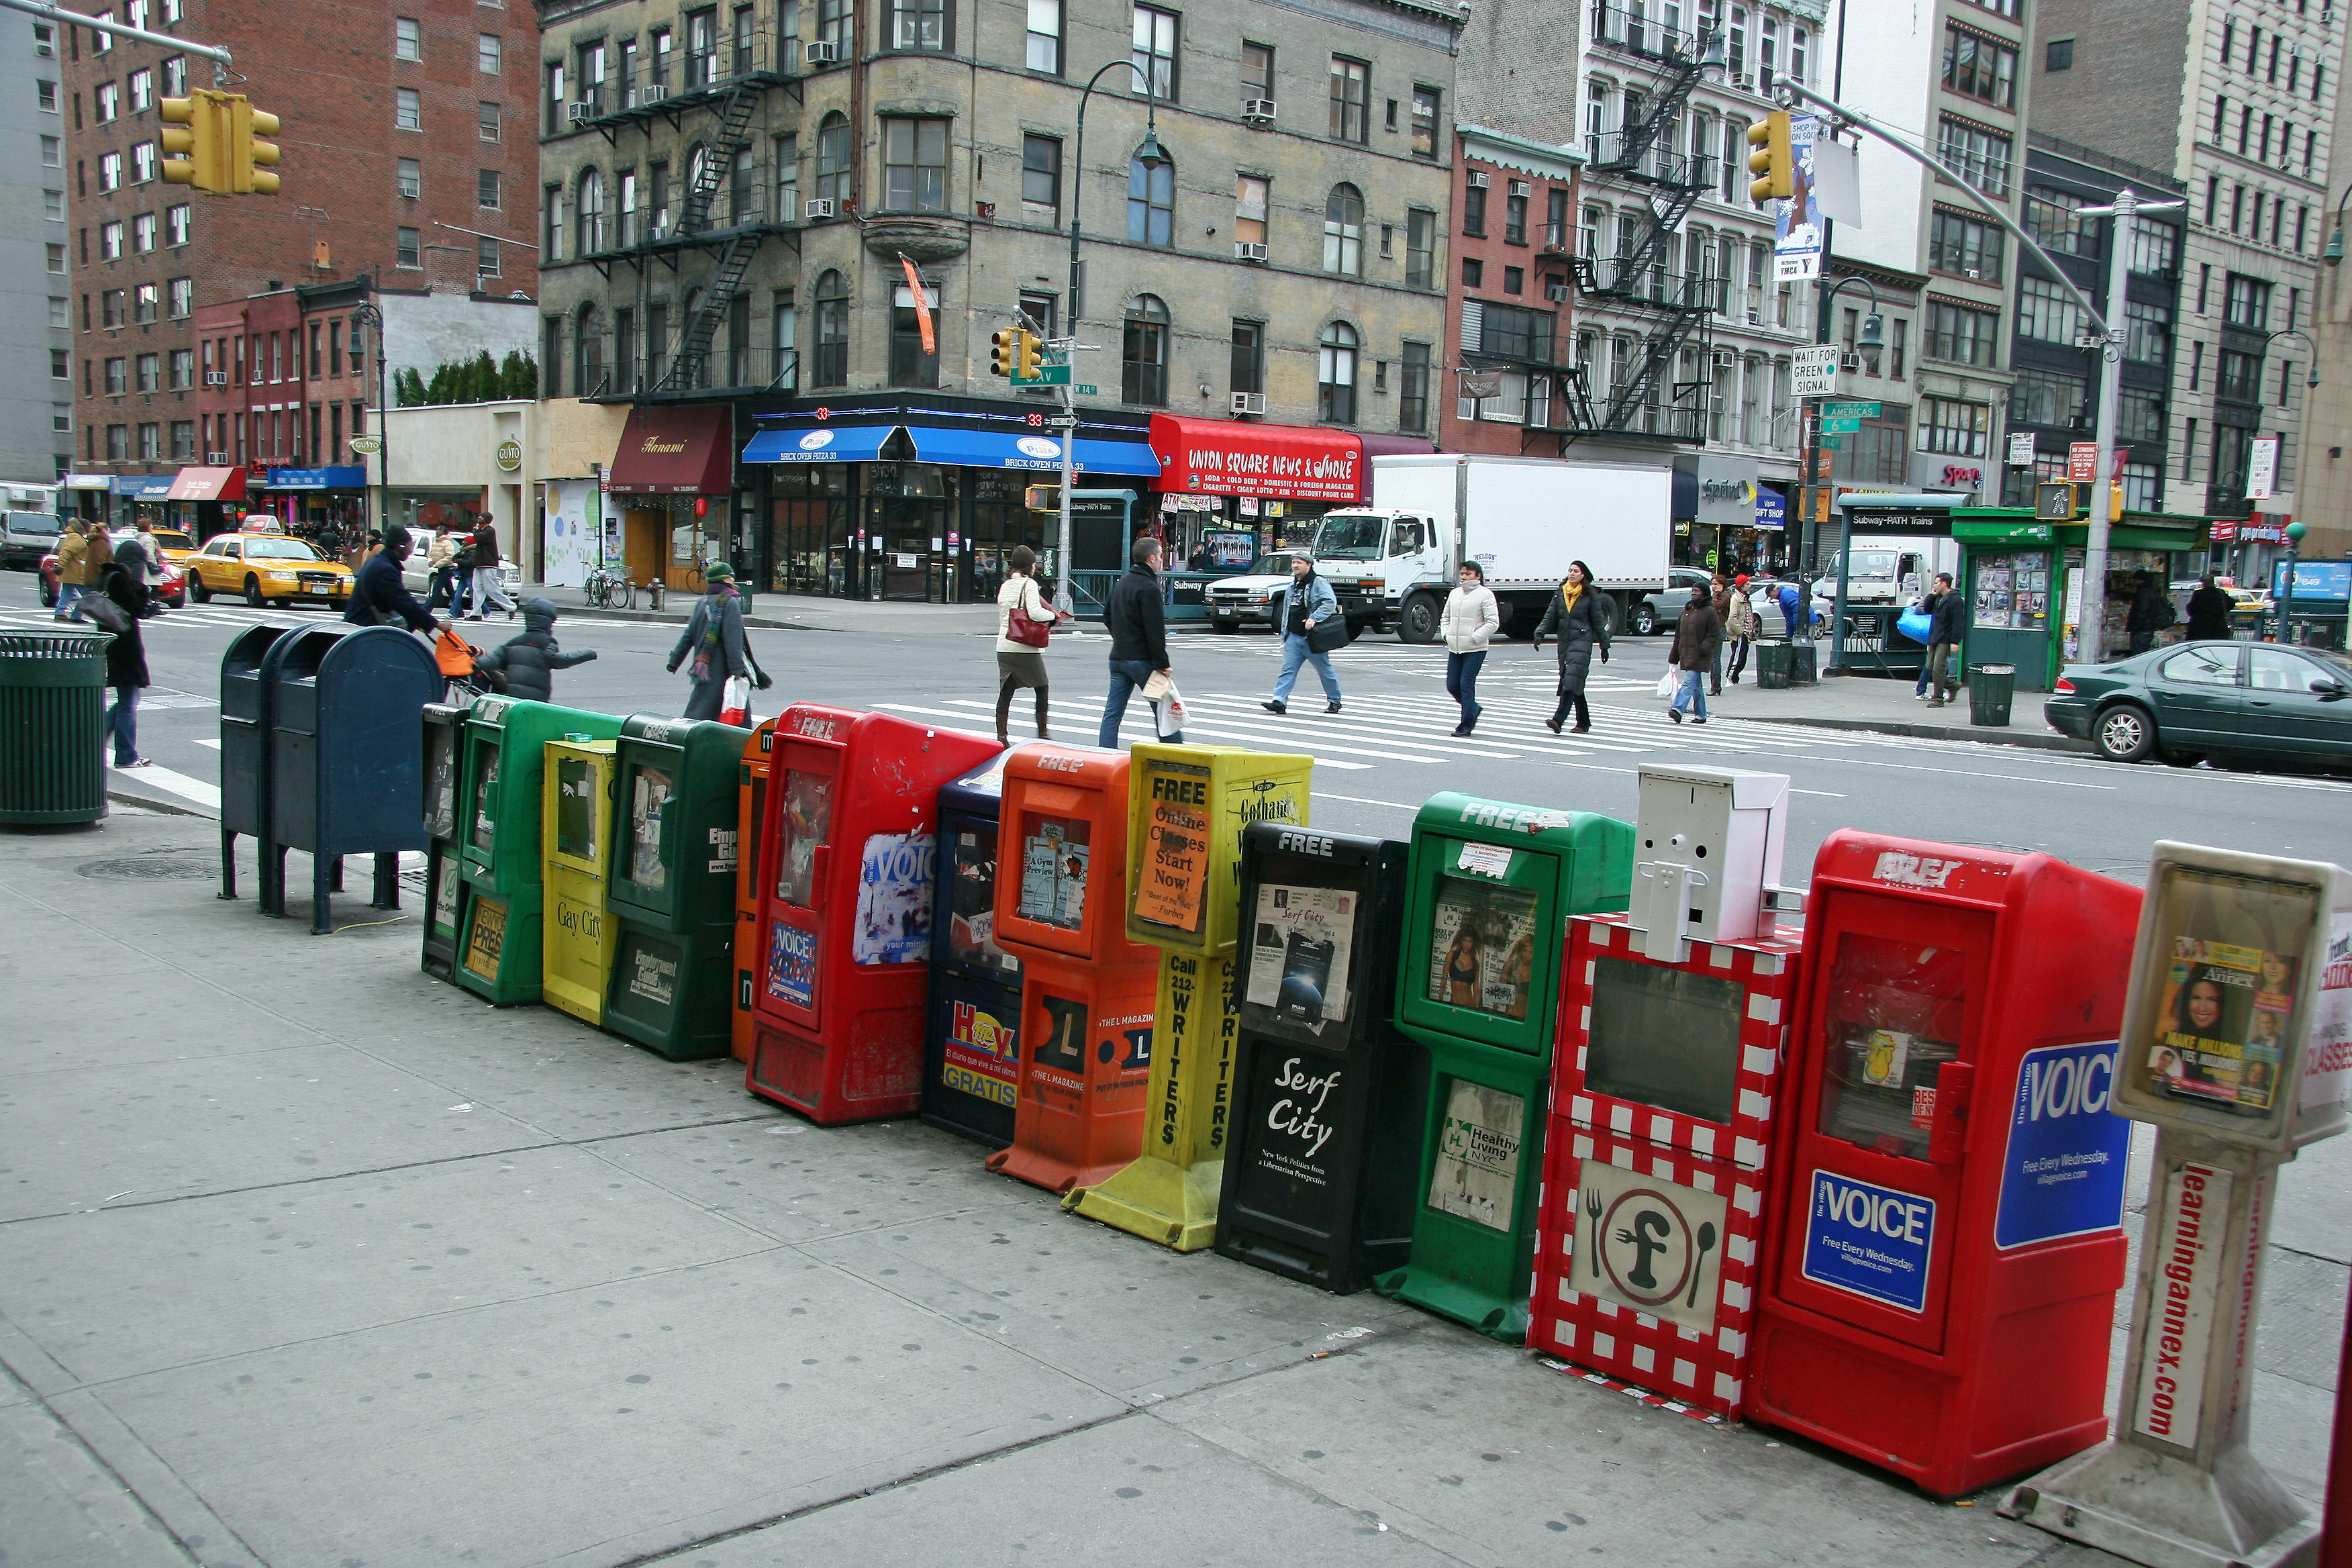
812, 269, 849, 386
1126, 152, 1173, 246
1122, 293, 1169, 405
576, 167, 604, 254
575, 301, 603, 394
1317, 321, 1359, 424
1323, 183, 1364, 275
815, 112, 852, 203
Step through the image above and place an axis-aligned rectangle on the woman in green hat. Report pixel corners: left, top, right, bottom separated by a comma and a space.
666, 559, 761, 724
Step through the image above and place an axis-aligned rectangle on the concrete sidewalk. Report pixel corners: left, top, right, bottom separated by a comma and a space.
2, 810, 2342, 1568
519, 582, 1007, 638
1689, 650, 2090, 752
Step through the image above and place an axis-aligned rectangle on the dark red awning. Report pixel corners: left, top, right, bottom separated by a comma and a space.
1147, 415, 1365, 503
608, 405, 734, 495
167, 466, 248, 501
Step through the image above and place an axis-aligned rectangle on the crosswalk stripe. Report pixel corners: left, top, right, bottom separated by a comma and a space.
904, 699, 1381, 769
111, 761, 220, 810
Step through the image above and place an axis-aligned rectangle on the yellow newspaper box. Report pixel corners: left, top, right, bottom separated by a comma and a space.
1069, 742, 1314, 1251
542, 737, 620, 1026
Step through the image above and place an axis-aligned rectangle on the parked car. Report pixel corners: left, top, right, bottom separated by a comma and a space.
1624, 566, 1716, 636
41, 549, 185, 609
1206, 553, 1307, 633
1, 511, 62, 571
181, 532, 354, 608
2045, 641, 2352, 770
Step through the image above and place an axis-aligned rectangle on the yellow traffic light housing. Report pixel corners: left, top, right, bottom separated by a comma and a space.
1024, 484, 1061, 511
1015, 330, 1044, 382
1747, 111, 1793, 203
240, 99, 282, 195
990, 328, 1018, 378
158, 89, 280, 194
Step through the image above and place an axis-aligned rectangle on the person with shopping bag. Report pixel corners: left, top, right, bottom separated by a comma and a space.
994, 544, 1058, 745
1440, 561, 1500, 736
1532, 559, 1610, 734
1097, 535, 1183, 746
667, 561, 770, 726
1261, 554, 1344, 715
1666, 581, 1721, 725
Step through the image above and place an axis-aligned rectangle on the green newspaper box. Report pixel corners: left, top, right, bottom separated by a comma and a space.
603, 714, 744, 1059
420, 700, 473, 983
450, 696, 625, 1006
1375, 791, 1634, 1342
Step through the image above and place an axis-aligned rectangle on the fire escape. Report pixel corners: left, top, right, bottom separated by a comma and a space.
575, 28, 800, 400
1563, 12, 1722, 444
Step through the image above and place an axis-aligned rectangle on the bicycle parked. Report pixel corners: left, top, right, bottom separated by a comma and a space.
583, 564, 634, 610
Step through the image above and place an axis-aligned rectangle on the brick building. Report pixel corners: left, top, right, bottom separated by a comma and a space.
62, 0, 542, 526
1437, 124, 1579, 458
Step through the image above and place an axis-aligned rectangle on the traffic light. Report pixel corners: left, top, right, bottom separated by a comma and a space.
237, 97, 282, 195
1024, 484, 1061, 511
1747, 111, 1793, 203
159, 89, 280, 194
1015, 330, 1044, 382
989, 328, 1018, 378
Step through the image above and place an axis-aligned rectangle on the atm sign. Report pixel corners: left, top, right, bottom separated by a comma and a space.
1800, 1170, 1935, 1314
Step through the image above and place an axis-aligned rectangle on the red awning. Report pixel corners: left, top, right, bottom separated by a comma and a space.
608, 405, 734, 495
167, 466, 248, 501
1147, 415, 1365, 503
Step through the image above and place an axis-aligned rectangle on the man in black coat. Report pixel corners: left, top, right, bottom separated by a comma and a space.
1097, 534, 1182, 746
475, 597, 598, 702
2184, 575, 2235, 641
1923, 571, 1965, 707
344, 524, 443, 633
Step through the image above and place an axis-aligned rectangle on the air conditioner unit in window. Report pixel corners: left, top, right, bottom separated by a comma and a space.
1233, 241, 1267, 261
1230, 391, 1266, 415
206, 452, 229, 464
204, 371, 228, 385
1839, 351, 1863, 371
804, 39, 840, 62
1509, 179, 1531, 197
1745, 307, 1762, 325
1242, 98, 1276, 121
1546, 282, 1572, 303
566, 102, 591, 123
638, 85, 669, 104
35, 38, 52, 55
1712, 348, 1736, 369
801, 197, 836, 217
1467, 170, 1489, 188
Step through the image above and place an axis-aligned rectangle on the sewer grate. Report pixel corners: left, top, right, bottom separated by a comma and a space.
75, 856, 216, 881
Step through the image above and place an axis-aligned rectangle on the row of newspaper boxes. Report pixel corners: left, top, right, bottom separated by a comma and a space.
403, 693, 2351, 1526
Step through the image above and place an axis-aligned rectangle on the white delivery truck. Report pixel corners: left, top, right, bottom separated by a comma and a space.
1293, 453, 1673, 643
1811, 536, 1961, 607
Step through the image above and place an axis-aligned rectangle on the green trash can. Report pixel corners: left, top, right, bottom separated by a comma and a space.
0, 630, 113, 826
1969, 663, 2016, 726
1754, 642, 1792, 689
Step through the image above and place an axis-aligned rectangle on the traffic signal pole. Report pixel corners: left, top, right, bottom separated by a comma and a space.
0, 0, 232, 79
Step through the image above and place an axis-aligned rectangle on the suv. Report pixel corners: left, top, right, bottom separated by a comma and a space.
1, 511, 62, 571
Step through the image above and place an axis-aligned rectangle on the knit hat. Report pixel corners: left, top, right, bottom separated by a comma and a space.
704, 560, 734, 581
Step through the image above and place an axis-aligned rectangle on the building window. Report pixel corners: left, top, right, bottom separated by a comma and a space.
138, 423, 160, 460
475, 168, 501, 209
131, 211, 156, 252
1461, 257, 1483, 289
2224, 273, 2271, 328
1461, 179, 1485, 237
810, 269, 847, 386
97, 81, 119, 122
130, 140, 156, 183
1937, 117, 2012, 197
2216, 348, 2261, 402
1322, 183, 1363, 275
40, 135, 60, 167
1942, 26, 2015, 107
1329, 55, 1368, 142
397, 157, 422, 198
1928, 208, 2003, 279
1405, 207, 1434, 287
36, 80, 57, 113
1241, 40, 1272, 103
162, 55, 185, 96
888, 0, 947, 50
105, 357, 126, 393
46, 242, 63, 273
168, 418, 194, 459
1132, 5, 1177, 101
479, 100, 501, 140
99, 151, 121, 190
135, 352, 159, 391
888, 279, 938, 387
166, 276, 190, 316
1317, 321, 1357, 424
2126, 299, 2172, 364
395, 15, 422, 59
1234, 173, 1267, 253
101, 289, 124, 326
2120, 388, 2165, 444
1924, 298, 1998, 366
164, 203, 189, 245
396, 87, 421, 130
1127, 152, 1173, 244
128, 66, 152, 110
99, 219, 122, 259
575, 167, 605, 251
1026, 0, 1061, 72
1477, 301, 1555, 362
2008, 367, 2086, 428
1918, 395, 1990, 456
1398, 340, 1430, 433
881, 117, 948, 211
133, 281, 157, 321
814, 111, 851, 203
396, 226, 422, 267
479, 32, 501, 72
477, 236, 500, 276
2022, 185, 2091, 254
1410, 86, 1439, 158
573, 303, 602, 393
812, 0, 846, 58
543, 183, 565, 259
1228, 319, 1263, 395
2128, 218, 2177, 275
1114, 294, 1168, 405
2016, 275, 2086, 344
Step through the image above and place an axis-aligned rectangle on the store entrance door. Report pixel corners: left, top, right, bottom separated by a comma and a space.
877, 497, 946, 601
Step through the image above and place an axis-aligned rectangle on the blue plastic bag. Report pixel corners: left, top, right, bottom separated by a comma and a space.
1897, 607, 1934, 643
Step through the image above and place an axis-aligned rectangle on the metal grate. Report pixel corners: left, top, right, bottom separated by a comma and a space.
75, 856, 215, 880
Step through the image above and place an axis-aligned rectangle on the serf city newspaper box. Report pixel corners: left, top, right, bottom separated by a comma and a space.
920, 748, 1027, 1148
1749, 831, 2142, 1498
983, 744, 1161, 1195
1533, 767, 1805, 1420
1375, 792, 1634, 1342
2005, 843, 2351, 1568
745, 705, 997, 1124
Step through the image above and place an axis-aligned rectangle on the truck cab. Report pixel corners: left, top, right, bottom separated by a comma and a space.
1814, 542, 1953, 607
1306, 509, 1443, 638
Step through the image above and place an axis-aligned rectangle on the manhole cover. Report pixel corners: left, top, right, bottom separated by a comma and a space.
75, 857, 215, 881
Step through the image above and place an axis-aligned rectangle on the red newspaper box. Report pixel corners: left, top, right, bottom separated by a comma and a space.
1532, 912, 1805, 1419
731, 718, 781, 1065
1749, 831, 2142, 1498
983, 743, 1161, 1195
745, 705, 998, 1124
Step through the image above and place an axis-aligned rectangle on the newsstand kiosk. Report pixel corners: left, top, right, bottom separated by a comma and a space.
1531, 767, 1805, 1418
744, 705, 998, 1124
1749, 830, 2143, 1498
1375, 792, 1634, 1342
542, 734, 620, 1026
2005, 843, 2351, 1568
1216, 822, 1424, 1293
920, 748, 1027, 1147
1067, 742, 1314, 1251
983, 743, 1163, 1195
601, 715, 744, 1060
732, 718, 782, 1063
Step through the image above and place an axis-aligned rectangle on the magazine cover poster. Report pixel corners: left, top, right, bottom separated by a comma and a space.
1425, 877, 1540, 1022
1018, 814, 1091, 932
1244, 883, 1357, 1027
2150, 936, 2297, 1112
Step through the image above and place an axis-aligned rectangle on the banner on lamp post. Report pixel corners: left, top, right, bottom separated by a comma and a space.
2248, 436, 2279, 499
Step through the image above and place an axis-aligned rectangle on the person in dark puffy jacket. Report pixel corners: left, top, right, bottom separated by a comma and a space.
473, 597, 597, 703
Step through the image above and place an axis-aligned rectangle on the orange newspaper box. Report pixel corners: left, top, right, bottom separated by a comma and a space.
730, 718, 781, 1063
983, 743, 1162, 1195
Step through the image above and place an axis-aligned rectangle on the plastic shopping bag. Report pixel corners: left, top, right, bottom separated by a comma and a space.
1656, 668, 1680, 700
720, 674, 751, 727
1157, 683, 1187, 738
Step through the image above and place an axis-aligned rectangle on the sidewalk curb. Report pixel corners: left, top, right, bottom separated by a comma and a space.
555, 604, 824, 632
1736, 712, 2093, 752
106, 780, 219, 819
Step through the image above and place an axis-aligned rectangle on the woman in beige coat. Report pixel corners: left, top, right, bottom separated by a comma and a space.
994, 545, 1058, 744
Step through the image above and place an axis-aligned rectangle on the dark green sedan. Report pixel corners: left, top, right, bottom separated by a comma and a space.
2045, 641, 2352, 769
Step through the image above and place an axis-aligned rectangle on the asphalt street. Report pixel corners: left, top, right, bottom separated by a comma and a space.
13, 566, 2349, 883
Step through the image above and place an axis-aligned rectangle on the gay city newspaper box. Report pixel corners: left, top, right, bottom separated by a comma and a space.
452, 697, 625, 1006
601, 715, 744, 1060
542, 737, 620, 1026
745, 705, 997, 1124
1376, 793, 1635, 1342
921, 748, 1026, 1147
732, 719, 782, 1063
419, 699, 472, 982
983, 744, 1161, 1195
1070, 743, 1314, 1252
1750, 832, 2141, 1498
1532, 913, 1804, 1418
1217, 823, 1425, 1293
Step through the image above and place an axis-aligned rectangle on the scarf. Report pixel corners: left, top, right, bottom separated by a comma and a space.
690, 583, 740, 681
1558, 581, 1583, 616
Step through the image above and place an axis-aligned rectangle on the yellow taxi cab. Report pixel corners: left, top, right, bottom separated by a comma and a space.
183, 531, 355, 608
148, 528, 196, 567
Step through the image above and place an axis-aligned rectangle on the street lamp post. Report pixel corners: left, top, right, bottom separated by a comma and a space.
2277, 518, 2309, 641
350, 297, 388, 541
1808, 274, 1880, 671
2246, 327, 2318, 601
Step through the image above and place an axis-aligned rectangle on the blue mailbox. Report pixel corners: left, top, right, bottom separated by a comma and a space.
217, 622, 303, 907
266, 626, 442, 933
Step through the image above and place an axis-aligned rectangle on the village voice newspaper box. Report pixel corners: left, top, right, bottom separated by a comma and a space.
2005, 843, 2352, 1568
983, 744, 1162, 1195
1375, 793, 1634, 1342
1750, 831, 2142, 1498
920, 748, 1027, 1148
745, 705, 998, 1124
1216, 822, 1424, 1293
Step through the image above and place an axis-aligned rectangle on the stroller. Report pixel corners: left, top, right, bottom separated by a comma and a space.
435, 624, 506, 702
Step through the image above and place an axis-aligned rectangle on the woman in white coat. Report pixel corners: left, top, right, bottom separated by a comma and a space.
1440, 561, 1501, 736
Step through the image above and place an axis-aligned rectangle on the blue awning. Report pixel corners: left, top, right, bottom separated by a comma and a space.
111, 475, 173, 498
264, 466, 368, 491
903, 425, 1159, 477
742, 425, 899, 464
